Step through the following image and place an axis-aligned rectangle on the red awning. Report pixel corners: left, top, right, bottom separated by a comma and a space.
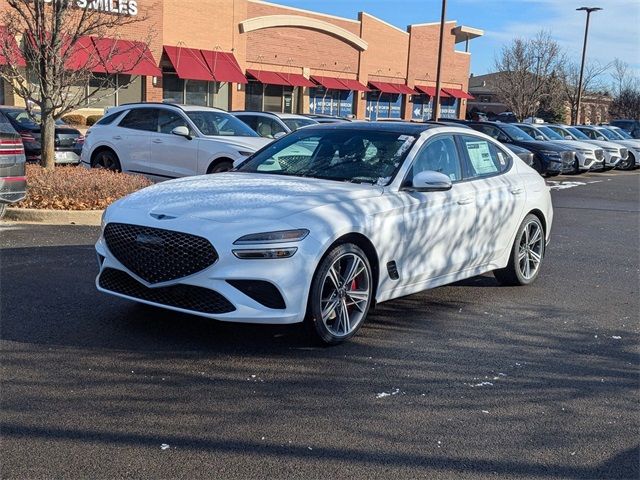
369, 81, 415, 95
93, 38, 160, 76
64, 36, 95, 71
247, 69, 292, 86
0, 26, 25, 67
279, 72, 315, 87
443, 88, 474, 100
338, 78, 370, 91
164, 46, 214, 81
199, 50, 247, 84
414, 85, 451, 97
311, 75, 349, 90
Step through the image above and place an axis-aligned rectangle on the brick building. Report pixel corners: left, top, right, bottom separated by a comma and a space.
0, 0, 482, 120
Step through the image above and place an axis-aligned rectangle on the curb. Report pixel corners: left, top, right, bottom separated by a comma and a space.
4, 208, 103, 226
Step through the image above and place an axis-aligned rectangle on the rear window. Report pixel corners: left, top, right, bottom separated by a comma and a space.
96, 111, 123, 125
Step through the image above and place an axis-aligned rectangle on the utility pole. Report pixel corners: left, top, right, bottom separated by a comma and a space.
432, 0, 447, 120
574, 6, 602, 124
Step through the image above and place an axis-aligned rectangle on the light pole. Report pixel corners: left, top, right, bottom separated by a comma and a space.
574, 6, 602, 124
432, 0, 447, 120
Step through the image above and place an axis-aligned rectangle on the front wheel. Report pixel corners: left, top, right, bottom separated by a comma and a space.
494, 214, 545, 286
618, 152, 635, 171
305, 244, 373, 345
208, 160, 233, 174
92, 149, 121, 172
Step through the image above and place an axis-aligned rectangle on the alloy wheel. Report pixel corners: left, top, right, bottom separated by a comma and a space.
517, 220, 543, 280
319, 253, 371, 337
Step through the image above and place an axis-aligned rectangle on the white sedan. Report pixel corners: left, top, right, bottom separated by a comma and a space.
95, 123, 553, 344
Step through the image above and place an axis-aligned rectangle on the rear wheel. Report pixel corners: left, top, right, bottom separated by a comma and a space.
305, 244, 373, 345
494, 214, 545, 286
618, 152, 635, 171
208, 160, 233, 174
571, 156, 581, 174
92, 149, 121, 172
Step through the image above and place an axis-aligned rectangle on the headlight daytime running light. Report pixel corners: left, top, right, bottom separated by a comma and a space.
233, 229, 310, 245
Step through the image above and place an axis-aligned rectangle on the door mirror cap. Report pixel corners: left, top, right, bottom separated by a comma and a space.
273, 131, 286, 139
171, 126, 192, 139
565, 135, 573, 140
535, 135, 545, 140
404, 171, 452, 192
596, 136, 606, 141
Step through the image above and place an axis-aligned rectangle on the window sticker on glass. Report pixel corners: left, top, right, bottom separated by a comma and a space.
466, 141, 498, 175
497, 151, 506, 166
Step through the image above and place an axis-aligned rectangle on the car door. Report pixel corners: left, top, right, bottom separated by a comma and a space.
116, 108, 157, 174
146, 109, 199, 179
396, 134, 478, 284
457, 133, 526, 265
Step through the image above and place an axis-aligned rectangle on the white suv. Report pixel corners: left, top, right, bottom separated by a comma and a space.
81, 103, 272, 179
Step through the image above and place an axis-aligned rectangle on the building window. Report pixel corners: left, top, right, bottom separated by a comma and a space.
244, 80, 298, 113
366, 92, 402, 120
86, 74, 143, 108
162, 74, 230, 110
309, 88, 354, 117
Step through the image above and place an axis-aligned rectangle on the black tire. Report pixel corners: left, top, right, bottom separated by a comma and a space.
0, 203, 6, 219
494, 214, 545, 286
91, 149, 121, 172
571, 156, 581, 175
532, 156, 544, 174
618, 152, 635, 171
305, 243, 373, 345
208, 160, 233, 174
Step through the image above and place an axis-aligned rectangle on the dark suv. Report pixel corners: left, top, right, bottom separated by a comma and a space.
0, 107, 83, 164
466, 121, 575, 176
609, 119, 640, 139
0, 114, 27, 218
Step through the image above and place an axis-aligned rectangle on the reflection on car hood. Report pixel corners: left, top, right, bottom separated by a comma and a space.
201, 135, 272, 151
575, 139, 625, 150
114, 172, 384, 222
517, 140, 574, 151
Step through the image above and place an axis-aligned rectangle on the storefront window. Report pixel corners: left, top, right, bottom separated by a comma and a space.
264, 84, 283, 112
411, 94, 433, 121
440, 97, 459, 119
185, 80, 208, 106
118, 75, 143, 105
89, 73, 117, 108
162, 74, 228, 109
246, 82, 298, 113
309, 88, 354, 117
366, 92, 402, 120
245, 81, 263, 111
210, 81, 229, 110
162, 75, 184, 104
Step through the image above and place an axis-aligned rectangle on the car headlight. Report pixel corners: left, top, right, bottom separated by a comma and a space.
540, 150, 561, 158
577, 149, 592, 154
237, 150, 253, 157
232, 247, 298, 259
100, 210, 107, 230
233, 229, 310, 245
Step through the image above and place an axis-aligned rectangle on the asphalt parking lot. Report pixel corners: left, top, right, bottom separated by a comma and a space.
1, 170, 638, 480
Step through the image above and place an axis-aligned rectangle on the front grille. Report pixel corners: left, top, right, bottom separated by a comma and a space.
561, 151, 574, 162
620, 148, 628, 159
595, 149, 604, 160
103, 223, 218, 284
99, 268, 235, 314
227, 280, 286, 309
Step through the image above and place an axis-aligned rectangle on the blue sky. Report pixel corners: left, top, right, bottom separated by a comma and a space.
271, 0, 640, 80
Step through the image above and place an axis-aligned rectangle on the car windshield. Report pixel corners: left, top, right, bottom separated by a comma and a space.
501, 124, 535, 141
537, 126, 563, 140
610, 127, 632, 139
5, 110, 66, 127
237, 129, 417, 185
595, 128, 616, 140
566, 127, 590, 140
282, 118, 317, 131
185, 111, 258, 137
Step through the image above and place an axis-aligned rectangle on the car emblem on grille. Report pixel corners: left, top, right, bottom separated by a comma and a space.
135, 233, 164, 251
150, 213, 176, 220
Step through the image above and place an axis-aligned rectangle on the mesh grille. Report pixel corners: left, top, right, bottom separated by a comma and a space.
595, 150, 604, 161
103, 223, 218, 284
226, 280, 286, 309
99, 268, 235, 314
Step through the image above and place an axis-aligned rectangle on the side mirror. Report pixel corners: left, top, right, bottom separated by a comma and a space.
171, 126, 192, 139
565, 135, 573, 140
404, 171, 452, 192
535, 135, 545, 140
596, 136, 605, 141
273, 131, 286, 139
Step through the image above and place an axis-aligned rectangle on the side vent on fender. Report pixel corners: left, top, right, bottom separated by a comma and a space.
387, 261, 399, 280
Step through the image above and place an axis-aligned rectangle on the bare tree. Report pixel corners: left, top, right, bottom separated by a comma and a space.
610, 58, 639, 96
558, 60, 610, 124
609, 89, 640, 120
0, 0, 155, 169
493, 31, 564, 122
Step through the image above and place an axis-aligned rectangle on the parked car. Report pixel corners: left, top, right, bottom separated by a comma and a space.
303, 114, 353, 124
545, 125, 628, 171
606, 126, 640, 168
573, 125, 637, 170
609, 119, 640, 139
514, 123, 604, 173
231, 111, 319, 139
95, 122, 552, 344
0, 114, 27, 218
504, 144, 536, 168
81, 103, 272, 179
495, 112, 518, 123
0, 107, 83, 165
466, 121, 575, 176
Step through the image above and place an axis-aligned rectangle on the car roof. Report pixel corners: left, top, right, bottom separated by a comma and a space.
299, 121, 471, 136
110, 103, 227, 113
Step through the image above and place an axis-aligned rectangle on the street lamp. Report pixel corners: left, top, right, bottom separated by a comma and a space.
574, 6, 602, 124
432, 0, 447, 120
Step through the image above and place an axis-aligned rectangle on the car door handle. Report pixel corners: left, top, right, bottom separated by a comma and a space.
152, 138, 163, 144
510, 188, 524, 195
457, 197, 474, 205
112, 135, 122, 140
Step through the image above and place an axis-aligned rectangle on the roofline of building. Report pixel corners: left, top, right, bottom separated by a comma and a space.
409, 20, 457, 28
248, 0, 360, 24
359, 11, 410, 36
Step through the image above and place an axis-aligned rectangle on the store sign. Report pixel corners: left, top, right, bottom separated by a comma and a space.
42, 0, 138, 16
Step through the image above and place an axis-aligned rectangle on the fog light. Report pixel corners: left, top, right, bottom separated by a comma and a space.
232, 248, 298, 259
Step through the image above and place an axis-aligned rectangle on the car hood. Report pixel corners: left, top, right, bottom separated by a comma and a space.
575, 139, 624, 150
611, 139, 640, 150
516, 140, 573, 152
548, 139, 601, 152
200, 135, 272, 151
113, 172, 384, 223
